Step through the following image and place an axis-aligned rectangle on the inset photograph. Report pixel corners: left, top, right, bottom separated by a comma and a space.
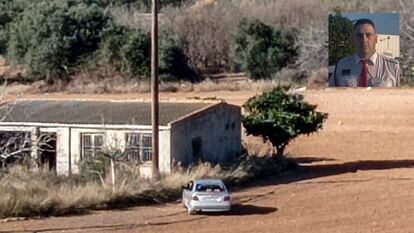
328, 12, 400, 87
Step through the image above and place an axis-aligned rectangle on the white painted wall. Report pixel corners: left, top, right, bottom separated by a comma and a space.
170, 103, 241, 167
0, 104, 240, 177
69, 128, 170, 177
0, 124, 172, 177
159, 130, 171, 174
0, 126, 69, 174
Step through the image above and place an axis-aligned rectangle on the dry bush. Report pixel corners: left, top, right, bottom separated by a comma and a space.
398, 0, 414, 62
0, 154, 293, 219
66, 75, 150, 94
236, 0, 327, 28
0, 167, 109, 218
191, 79, 248, 92
159, 79, 278, 93
108, 6, 151, 32
163, 1, 240, 72
27, 72, 286, 94
292, 26, 328, 85
28, 67, 150, 94
160, 0, 333, 76
81, 0, 414, 87
307, 67, 329, 88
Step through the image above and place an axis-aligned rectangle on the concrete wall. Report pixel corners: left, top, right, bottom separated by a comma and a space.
0, 124, 171, 177
0, 126, 69, 174
1, 102, 241, 176
159, 130, 171, 175
69, 128, 170, 177
170, 103, 241, 167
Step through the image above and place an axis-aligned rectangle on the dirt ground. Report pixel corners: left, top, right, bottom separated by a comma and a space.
1, 88, 414, 233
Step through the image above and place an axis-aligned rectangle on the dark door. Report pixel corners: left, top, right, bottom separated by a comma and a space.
192, 137, 203, 163
39, 133, 57, 171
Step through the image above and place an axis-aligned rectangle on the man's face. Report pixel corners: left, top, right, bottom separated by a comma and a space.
352, 23, 377, 58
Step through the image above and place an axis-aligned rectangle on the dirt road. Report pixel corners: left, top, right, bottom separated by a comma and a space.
1, 88, 414, 233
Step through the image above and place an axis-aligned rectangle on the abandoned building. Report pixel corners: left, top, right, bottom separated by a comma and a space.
0, 100, 242, 177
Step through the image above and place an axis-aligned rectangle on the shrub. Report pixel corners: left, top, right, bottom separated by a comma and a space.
78, 154, 111, 183
159, 28, 198, 81
0, 27, 7, 55
233, 19, 298, 80
163, 1, 240, 73
99, 23, 196, 80
119, 29, 151, 77
0, 0, 48, 55
242, 86, 328, 156
6, 0, 110, 83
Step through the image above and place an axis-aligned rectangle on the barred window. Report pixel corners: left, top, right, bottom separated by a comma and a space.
0, 131, 32, 161
141, 134, 152, 161
81, 134, 104, 160
125, 133, 152, 163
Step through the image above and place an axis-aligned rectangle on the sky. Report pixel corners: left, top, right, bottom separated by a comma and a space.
342, 12, 400, 35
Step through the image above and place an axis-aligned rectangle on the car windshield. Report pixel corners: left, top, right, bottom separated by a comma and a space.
195, 184, 224, 192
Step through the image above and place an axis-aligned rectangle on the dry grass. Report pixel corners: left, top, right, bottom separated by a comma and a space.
25, 73, 292, 94
0, 155, 293, 219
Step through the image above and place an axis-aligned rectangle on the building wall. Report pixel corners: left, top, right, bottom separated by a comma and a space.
1, 103, 240, 176
0, 126, 69, 174
170, 103, 241, 167
159, 130, 171, 174
376, 34, 400, 58
0, 124, 171, 177
69, 128, 171, 177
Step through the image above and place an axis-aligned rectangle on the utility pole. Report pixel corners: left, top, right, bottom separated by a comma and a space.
151, 0, 160, 179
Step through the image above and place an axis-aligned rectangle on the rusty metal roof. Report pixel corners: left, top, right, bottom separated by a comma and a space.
0, 100, 214, 126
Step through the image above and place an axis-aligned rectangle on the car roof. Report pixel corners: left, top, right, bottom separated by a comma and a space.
193, 179, 225, 185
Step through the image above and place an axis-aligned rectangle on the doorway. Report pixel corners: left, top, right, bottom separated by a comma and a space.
192, 137, 203, 163
38, 133, 57, 171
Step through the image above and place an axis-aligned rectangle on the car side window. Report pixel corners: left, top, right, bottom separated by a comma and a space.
188, 181, 194, 191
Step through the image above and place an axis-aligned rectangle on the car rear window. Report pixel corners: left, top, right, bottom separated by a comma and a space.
195, 184, 224, 192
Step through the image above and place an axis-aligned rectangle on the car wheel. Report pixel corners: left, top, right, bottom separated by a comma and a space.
187, 206, 196, 215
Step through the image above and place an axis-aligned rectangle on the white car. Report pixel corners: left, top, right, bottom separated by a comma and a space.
182, 179, 231, 215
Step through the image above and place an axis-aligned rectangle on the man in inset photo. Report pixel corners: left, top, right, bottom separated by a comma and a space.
329, 18, 400, 87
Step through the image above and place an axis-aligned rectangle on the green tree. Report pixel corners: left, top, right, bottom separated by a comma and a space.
100, 24, 196, 80
6, 0, 110, 83
328, 12, 354, 66
233, 18, 298, 80
242, 87, 328, 157
0, 0, 58, 55
159, 28, 197, 81
0, 0, 27, 55
2, 0, 196, 83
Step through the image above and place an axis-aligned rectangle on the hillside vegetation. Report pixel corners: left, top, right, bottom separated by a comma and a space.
0, 0, 413, 90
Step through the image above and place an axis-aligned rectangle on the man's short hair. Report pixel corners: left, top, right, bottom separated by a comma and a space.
353, 18, 376, 31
